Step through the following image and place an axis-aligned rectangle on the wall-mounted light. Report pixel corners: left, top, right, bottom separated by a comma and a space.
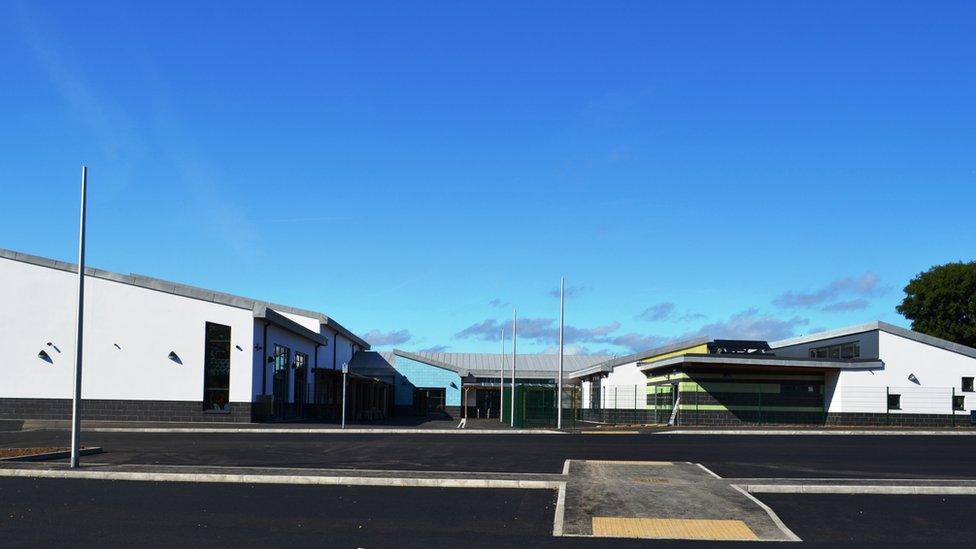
168, 351, 182, 365
38, 350, 52, 363
114, 343, 122, 350
254, 344, 263, 352
235, 345, 243, 351
46, 342, 61, 353
908, 373, 920, 385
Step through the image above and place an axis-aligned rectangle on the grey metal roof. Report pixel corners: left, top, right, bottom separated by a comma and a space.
0, 247, 369, 349
390, 349, 611, 379
568, 337, 710, 379
640, 353, 883, 372
770, 321, 976, 360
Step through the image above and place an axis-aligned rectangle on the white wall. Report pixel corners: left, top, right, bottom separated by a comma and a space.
834, 331, 976, 414
1, 259, 255, 402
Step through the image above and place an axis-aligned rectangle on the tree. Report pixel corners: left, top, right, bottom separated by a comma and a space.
897, 262, 976, 348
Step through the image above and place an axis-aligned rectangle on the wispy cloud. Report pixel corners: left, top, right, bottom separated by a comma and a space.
773, 273, 886, 311
488, 298, 510, 309
548, 284, 586, 299
265, 216, 355, 224
682, 309, 809, 341
418, 345, 449, 353
637, 302, 675, 321
454, 317, 619, 346
361, 329, 412, 347
636, 302, 705, 323
821, 299, 869, 312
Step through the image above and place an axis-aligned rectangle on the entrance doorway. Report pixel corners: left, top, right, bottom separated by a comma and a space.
475, 389, 501, 418
413, 388, 446, 417
272, 344, 291, 419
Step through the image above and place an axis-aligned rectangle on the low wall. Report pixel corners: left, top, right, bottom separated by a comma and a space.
0, 398, 253, 423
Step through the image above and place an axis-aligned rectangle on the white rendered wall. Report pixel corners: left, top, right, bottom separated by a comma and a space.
599, 362, 648, 409
834, 331, 976, 415
1, 259, 255, 402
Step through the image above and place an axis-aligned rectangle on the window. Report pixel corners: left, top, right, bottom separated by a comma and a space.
273, 344, 291, 372
887, 394, 901, 410
781, 383, 818, 394
203, 322, 231, 411
809, 341, 861, 360
953, 395, 965, 411
963, 377, 974, 392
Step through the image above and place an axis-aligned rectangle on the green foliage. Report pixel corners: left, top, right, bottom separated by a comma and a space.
897, 262, 976, 348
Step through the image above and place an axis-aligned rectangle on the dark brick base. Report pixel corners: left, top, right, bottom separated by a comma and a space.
826, 412, 974, 428
0, 398, 253, 423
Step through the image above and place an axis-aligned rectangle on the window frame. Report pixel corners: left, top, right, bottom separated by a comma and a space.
953, 395, 965, 412
962, 377, 974, 393
202, 322, 232, 412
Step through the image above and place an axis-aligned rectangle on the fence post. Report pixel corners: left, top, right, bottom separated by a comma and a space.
952, 387, 956, 428
756, 384, 761, 425
614, 387, 618, 424
886, 386, 890, 426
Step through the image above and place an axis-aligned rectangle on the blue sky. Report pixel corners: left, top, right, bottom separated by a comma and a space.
2, 1, 974, 355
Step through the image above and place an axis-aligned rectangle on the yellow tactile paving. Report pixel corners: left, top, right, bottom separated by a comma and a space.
592, 517, 759, 541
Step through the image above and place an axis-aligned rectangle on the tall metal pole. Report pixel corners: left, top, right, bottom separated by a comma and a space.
510, 309, 517, 427
557, 277, 564, 429
70, 166, 88, 469
499, 329, 505, 423
341, 362, 348, 429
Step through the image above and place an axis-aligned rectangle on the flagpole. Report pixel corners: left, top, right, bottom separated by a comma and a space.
558, 277, 564, 429
510, 308, 517, 427
70, 166, 88, 469
499, 329, 505, 422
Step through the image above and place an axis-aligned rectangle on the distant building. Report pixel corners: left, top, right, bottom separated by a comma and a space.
571, 324, 976, 427
349, 350, 609, 423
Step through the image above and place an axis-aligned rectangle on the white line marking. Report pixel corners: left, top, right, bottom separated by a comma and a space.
552, 482, 567, 536
744, 484, 976, 495
657, 430, 976, 436
562, 460, 571, 475
695, 463, 722, 479
71, 427, 564, 434
730, 484, 802, 542
0, 467, 562, 490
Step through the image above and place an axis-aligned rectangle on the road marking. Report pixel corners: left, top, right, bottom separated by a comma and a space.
730, 484, 801, 542
582, 460, 673, 465
0, 467, 561, 490
695, 463, 722, 478
591, 517, 758, 540
658, 430, 976, 436
743, 484, 976, 495
552, 482, 567, 536
62, 428, 563, 434
580, 430, 639, 435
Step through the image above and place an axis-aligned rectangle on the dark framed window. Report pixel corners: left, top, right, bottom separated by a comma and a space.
953, 395, 965, 411
203, 322, 232, 411
963, 377, 974, 392
810, 342, 861, 360
273, 344, 291, 373
781, 383, 818, 394
887, 394, 901, 410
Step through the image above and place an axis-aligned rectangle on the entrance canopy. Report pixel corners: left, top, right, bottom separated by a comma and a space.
639, 353, 883, 375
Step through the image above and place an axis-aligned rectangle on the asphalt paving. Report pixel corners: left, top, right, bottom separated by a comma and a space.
1, 431, 974, 478
2, 477, 974, 547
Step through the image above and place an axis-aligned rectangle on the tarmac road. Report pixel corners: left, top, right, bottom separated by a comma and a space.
1, 430, 974, 478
